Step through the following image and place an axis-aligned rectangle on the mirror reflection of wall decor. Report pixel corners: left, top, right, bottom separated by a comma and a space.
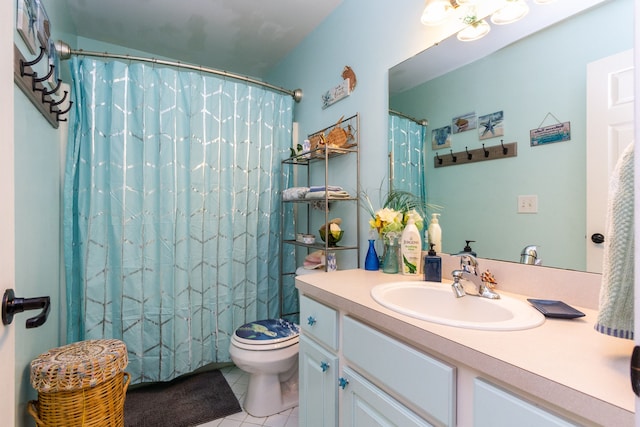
452, 112, 476, 134
431, 125, 451, 150
478, 111, 504, 140
388, 0, 633, 272
530, 113, 571, 146
17, 0, 38, 54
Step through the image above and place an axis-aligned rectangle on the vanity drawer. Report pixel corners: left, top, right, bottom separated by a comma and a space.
474, 379, 578, 426
343, 316, 456, 427
300, 295, 338, 351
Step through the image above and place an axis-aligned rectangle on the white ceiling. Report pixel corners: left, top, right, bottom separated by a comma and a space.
64, 0, 342, 78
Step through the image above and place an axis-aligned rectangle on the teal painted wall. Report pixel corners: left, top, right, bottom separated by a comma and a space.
267, 0, 632, 271
13, 0, 76, 424
266, 0, 447, 268
390, 0, 633, 270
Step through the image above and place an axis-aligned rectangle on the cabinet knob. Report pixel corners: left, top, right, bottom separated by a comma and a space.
338, 377, 349, 390
320, 361, 330, 372
307, 316, 317, 326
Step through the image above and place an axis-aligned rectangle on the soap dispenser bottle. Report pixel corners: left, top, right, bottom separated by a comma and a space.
400, 217, 421, 275
423, 244, 442, 282
462, 240, 477, 257
427, 213, 442, 253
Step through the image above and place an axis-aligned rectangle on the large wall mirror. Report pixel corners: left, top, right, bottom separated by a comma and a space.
388, 0, 633, 273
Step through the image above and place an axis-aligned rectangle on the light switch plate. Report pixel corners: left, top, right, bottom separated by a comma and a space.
518, 195, 538, 213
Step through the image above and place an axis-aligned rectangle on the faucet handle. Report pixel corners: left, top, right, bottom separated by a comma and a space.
452, 269, 464, 280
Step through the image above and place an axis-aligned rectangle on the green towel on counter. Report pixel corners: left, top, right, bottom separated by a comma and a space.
595, 142, 634, 339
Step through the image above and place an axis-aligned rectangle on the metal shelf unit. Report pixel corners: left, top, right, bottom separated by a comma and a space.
279, 113, 360, 319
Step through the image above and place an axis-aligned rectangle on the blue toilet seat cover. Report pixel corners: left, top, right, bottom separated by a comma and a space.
235, 319, 300, 345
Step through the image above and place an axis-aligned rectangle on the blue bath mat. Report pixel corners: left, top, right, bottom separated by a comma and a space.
124, 369, 241, 427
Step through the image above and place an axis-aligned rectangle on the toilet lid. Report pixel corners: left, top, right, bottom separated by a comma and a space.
233, 318, 300, 346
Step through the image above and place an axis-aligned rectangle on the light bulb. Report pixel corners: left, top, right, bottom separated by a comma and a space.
421, 0, 454, 25
491, 0, 530, 25
457, 19, 491, 42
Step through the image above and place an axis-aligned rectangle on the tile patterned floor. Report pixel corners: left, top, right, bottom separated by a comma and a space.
196, 365, 299, 427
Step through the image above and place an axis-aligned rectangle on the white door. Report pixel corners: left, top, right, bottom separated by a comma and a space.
1, 0, 16, 423
586, 49, 634, 273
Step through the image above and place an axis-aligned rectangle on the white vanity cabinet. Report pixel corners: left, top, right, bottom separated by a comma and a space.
299, 294, 455, 427
299, 336, 339, 426
342, 316, 455, 426
299, 295, 340, 426
341, 367, 434, 427
473, 379, 579, 426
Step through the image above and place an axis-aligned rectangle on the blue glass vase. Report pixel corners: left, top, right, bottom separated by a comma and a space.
365, 239, 379, 271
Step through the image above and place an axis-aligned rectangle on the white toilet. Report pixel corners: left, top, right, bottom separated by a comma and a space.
229, 318, 300, 417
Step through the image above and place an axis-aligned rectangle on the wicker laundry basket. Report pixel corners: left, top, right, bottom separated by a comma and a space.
28, 339, 130, 427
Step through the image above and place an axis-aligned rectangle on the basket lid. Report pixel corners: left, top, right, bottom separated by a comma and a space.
30, 339, 128, 392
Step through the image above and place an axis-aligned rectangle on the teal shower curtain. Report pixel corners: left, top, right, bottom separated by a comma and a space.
64, 57, 294, 383
389, 113, 426, 201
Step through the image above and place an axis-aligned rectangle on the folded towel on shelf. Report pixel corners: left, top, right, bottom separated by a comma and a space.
595, 142, 634, 340
303, 250, 326, 270
282, 187, 310, 201
304, 190, 351, 200
309, 185, 344, 192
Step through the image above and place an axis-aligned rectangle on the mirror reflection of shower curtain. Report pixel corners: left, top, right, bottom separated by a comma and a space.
388, 113, 426, 201
63, 57, 294, 384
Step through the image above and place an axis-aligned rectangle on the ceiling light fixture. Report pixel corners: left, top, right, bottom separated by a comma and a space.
491, 0, 530, 25
457, 4, 490, 42
420, 0, 459, 26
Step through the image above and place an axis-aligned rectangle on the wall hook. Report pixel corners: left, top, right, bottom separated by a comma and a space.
49, 90, 68, 112
20, 47, 46, 77
55, 101, 73, 122
41, 79, 62, 102
465, 146, 472, 160
31, 65, 56, 91
450, 149, 457, 163
436, 152, 442, 165
501, 140, 508, 155
482, 144, 490, 158
2, 289, 51, 329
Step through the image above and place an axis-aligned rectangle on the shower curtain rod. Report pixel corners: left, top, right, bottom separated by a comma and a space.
389, 109, 428, 126
55, 40, 303, 102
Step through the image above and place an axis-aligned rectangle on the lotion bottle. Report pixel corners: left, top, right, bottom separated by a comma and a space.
427, 213, 442, 254
401, 217, 421, 275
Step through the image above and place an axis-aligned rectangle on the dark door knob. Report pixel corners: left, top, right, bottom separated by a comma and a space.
591, 233, 605, 244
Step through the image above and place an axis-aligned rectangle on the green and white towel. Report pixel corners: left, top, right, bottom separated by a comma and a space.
595, 142, 634, 339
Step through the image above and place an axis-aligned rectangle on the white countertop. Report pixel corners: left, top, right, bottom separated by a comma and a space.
295, 268, 635, 427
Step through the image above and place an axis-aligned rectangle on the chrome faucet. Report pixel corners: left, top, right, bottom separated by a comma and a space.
451, 254, 500, 299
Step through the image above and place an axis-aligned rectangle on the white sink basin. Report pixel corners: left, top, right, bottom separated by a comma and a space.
371, 281, 545, 331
